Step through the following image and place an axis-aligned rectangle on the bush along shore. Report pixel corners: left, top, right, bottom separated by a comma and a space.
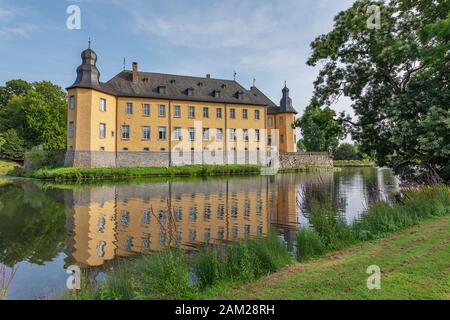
333, 160, 376, 167
64, 184, 450, 300
10, 165, 263, 182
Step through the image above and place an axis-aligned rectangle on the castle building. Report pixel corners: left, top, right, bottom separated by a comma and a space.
65, 45, 297, 168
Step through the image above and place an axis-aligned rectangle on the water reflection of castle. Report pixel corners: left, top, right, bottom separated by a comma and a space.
64, 174, 334, 268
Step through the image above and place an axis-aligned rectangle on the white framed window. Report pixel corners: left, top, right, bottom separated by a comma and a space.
69, 96, 75, 109
255, 129, 260, 142
243, 129, 249, 141
143, 104, 150, 116
159, 105, 166, 117
69, 121, 75, 138
230, 109, 236, 119
230, 128, 236, 141
203, 107, 209, 118
254, 110, 260, 120
142, 126, 151, 140
203, 128, 210, 141
158, 126, 167, 140
268, 118, 273, 126
174, 105, 181, 118
126, 103, 133, 115
99, 123, 106, 139
216, 108, 222, 118
188, 106, 195, 118
174, 127, 182, 140
189, 127, 196, 141
242, 109, 248, 119
216, 128, 223, 141
121, 125, 130, 140
99, 98, 106, 112
279, 116, 284, 125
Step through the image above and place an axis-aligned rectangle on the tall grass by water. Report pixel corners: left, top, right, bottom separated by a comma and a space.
296, 184, 450, 261
68, 233, 292, 300
67, 184, 449, 300
16, 165, 262, 182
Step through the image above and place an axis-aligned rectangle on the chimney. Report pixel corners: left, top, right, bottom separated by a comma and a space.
206, 74, 211, 79
132, 62, 138, 83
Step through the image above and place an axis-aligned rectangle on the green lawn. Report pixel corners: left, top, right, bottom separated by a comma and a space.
0, 160, 19, 176
205, 215, 450, 300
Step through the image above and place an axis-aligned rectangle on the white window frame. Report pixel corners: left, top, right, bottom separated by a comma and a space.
216, 108, 222, 119
188, 106, 195, 118
216, 128, 223, 141
189, 127, 196, 141
99, 98, 107, 112
126, 103, 133, 115
174, 105, 181, 118
242, 109, 248, 119
158, 126, 167, 140
174, 127, 182, 140
69, 96, 75, 109
99, 123, 106, 139
69, 121, 75, 138
203, 128, 210, 141
159, 105, 166, 117
142, 126, 151, 140
143, 104, 150, 117
121, 125, 130, 140
254, 110, 260, 120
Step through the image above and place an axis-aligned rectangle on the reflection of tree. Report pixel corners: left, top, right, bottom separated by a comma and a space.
0, 181, 66, 266
301, 174, 346, 214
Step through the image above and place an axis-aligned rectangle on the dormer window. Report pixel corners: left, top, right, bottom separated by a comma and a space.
170, 79, 176, 84
142, 78, 149, 83
186, 88, 194, 96
221, 84, 226, 89
213, 90, 221, 98
198, 82, 203, 87
158, 86, 166, 94
236, 91, 244, 100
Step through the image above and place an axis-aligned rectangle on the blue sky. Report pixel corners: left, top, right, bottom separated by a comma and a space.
0, 0, 355, 115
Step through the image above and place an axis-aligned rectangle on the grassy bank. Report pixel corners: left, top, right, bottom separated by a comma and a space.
0, 160, 20, 176
11, 164, 262, 182
333, 160, 376, 167
278, 165, 335, 173
209, 215, 450, 300
65, 185, 450, 300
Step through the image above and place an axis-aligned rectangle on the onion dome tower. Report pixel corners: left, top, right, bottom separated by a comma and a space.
71, 39, 102, 90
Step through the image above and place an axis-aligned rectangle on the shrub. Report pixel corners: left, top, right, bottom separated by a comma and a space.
296, 228, 325, 261
133, 250, 197, 300
247, 232, 291, 273
223, 242, 261, 282
196, 246, 222, 289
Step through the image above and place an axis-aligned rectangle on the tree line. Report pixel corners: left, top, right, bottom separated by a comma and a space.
295, 0, 449, 183
0, 80, 67, 160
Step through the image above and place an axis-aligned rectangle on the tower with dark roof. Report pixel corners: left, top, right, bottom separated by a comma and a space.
72, 44, 102, 90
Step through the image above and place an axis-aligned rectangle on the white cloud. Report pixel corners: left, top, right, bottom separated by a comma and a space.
0, 23, 37, 39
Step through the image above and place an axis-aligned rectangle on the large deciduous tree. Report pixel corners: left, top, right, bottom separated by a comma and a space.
295, 102, 345, 153
0, 80, 67, 159
307, 0, 449, 182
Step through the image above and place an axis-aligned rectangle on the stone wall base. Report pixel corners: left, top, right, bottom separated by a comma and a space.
279, 152, 333, 168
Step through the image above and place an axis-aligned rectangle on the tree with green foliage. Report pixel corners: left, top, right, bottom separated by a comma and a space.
307, 0, 449, 182
0, 129, 26, 160
0, 79, 31, 109
295, 102, 345, 153
334, 143, 362, 161
0, 80, 67, 159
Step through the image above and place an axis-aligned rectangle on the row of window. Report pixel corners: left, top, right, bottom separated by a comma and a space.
69, 123, 284, 145
127, 103, 261, 120
68, 96, 263, 120
121, 125, 262, 142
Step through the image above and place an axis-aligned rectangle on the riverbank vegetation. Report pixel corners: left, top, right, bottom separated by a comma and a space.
333, 160, 375, 167
210, 214, 450, 300
12, 164, 262, 182
65, 184, 449, 300
0, 160, 19, 176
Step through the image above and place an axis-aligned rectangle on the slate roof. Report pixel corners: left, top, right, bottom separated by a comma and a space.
67, 46, 297, 112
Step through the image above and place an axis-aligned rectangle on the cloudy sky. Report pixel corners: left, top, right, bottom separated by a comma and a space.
0, 0, 356, 116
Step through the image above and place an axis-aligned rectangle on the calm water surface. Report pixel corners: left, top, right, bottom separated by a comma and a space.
0, 168, 398, 299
